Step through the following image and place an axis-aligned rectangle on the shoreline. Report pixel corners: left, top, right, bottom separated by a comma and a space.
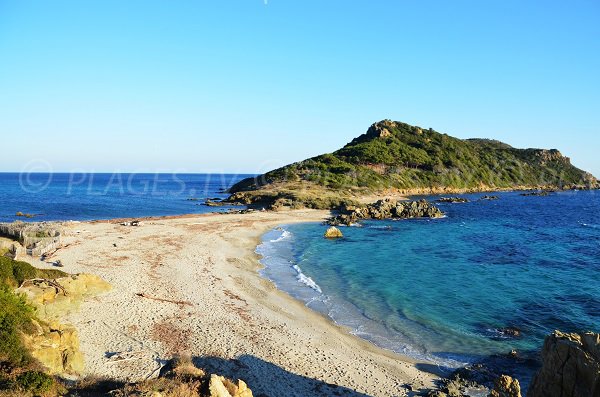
24, 209, 440, 396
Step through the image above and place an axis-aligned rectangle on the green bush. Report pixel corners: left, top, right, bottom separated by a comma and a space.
0, 286, 34, 366
0, 256, 66, 288
16, 371, 54, 393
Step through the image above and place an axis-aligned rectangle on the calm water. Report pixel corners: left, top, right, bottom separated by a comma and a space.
0, 173, 251, 221
257, 190, 600, 383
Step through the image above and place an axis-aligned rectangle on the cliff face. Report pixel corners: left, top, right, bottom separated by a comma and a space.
229, 120, 597, 204
527, 331, 600, 397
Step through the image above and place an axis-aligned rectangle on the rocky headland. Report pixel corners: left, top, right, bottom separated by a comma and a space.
226, 120, 598, 211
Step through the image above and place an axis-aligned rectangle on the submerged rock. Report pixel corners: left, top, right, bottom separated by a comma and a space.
324, 226, 343, 238
520, 191, 552, 197
527, 330, 600, 397
327, 199, 444, 226
480, 195, 500, 200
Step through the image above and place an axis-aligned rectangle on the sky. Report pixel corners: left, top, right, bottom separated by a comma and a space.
0, 0, 598, 176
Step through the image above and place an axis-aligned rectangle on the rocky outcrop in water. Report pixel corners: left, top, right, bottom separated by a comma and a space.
527, 330, 600, 397
327, 199, 444, 225
324, 226, 343, 238
436, 197, 470, 203
520, 191, 553, 197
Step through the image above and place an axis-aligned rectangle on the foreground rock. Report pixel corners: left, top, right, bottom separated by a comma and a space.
489, 375, 521, 397
17, 274, 111, 375
527, 330, 600, 397
328, 199, 444, 225
324, 226, 343, 238
106, 356, 254, 397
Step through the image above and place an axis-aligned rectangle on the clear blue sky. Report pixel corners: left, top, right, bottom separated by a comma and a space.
1, 0, 598, 176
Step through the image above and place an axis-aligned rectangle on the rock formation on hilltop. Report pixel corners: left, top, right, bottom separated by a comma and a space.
227, 120, 597, 210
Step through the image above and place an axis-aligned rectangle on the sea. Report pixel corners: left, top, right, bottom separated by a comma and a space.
257, 190, 600, 387
2, 173, 598, 387
0, 172, 252, 221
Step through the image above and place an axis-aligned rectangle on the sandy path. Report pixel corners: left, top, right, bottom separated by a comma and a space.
34, 210, 438, 397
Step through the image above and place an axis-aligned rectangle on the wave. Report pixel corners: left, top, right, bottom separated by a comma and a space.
292, 264, 322, 293
581, 223, 600, 229
270, 229, 292, 243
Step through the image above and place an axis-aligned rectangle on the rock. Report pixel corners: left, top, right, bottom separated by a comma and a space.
327, 199, 444, 226
209, 374, 253, 397
324, 226, 343, 238
527, 330, 600, 397
436, 197, 470, 203
499, 327, 521, 338
480, 195, 500, 200
17, 273, 111, 319
520, 191, 552, 197
24, 320, 84, 375
427, 391, 448, 397
489, 375, 521, 397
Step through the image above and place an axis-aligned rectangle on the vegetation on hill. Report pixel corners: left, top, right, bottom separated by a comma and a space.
228, 120, 597, 208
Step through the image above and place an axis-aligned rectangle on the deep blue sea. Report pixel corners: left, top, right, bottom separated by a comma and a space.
0, 173, 251, 221
257, 190, 600, 385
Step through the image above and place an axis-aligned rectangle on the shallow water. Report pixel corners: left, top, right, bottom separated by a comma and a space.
257, 190, 600, 383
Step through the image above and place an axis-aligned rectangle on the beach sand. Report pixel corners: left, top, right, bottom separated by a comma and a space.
31, 209, 439, 396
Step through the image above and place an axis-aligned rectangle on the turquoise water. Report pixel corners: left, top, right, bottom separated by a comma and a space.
257, 191, 600, 381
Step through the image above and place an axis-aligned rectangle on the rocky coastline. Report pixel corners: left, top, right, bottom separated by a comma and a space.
327, 198, 444, 226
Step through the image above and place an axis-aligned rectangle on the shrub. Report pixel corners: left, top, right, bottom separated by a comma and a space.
15, 371, 54, 393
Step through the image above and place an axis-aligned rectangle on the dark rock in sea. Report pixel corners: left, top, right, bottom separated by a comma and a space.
520, 191, 553, 197
480, 195, 500, 201
186, 198, 200, 201
527, 330, 600, 397
436, 197, 470, 203
327, 199, 444, 226
500, 327, 522, 338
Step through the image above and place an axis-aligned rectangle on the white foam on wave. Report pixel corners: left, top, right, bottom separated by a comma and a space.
581, 222, 599, 229
270, 230, 291, 243
292, 264, 322, 293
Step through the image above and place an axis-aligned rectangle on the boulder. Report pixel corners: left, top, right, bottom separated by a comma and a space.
527, 330, 600, 397
489, 375, 521, 397
209, 374, 253, 397
17, 273, 111, 319
24, 320, 84, 375
324, 226, 343, 239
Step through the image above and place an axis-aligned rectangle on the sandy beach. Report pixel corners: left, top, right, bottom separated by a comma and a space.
30, 209, 439, 397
